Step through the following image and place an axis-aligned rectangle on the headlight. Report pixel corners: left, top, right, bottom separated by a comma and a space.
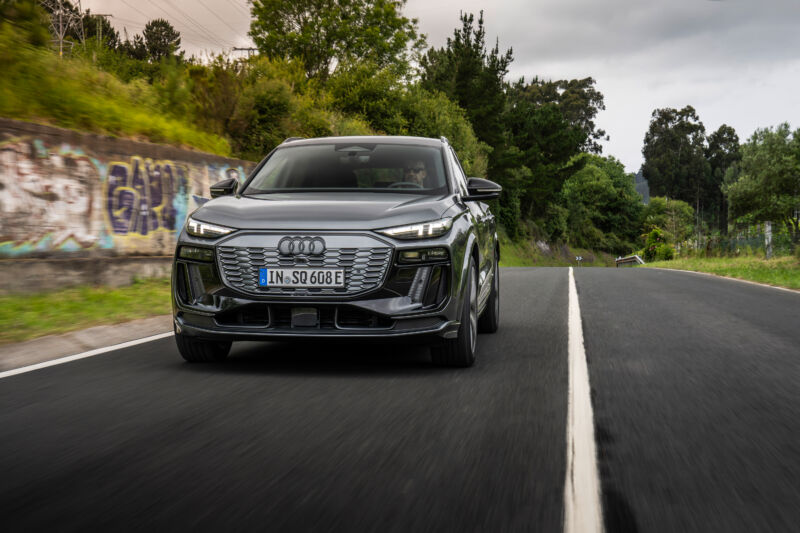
186, 217, 235, 238
376, 218, 453, 240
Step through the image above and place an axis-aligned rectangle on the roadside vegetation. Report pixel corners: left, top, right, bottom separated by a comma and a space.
643, 256, 800, 290
0, 278, 171, 345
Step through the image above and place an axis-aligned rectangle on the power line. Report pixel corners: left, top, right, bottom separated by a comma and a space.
113, 16, 237, 51
40, 0, 85, 56
142, 0, 230, 48
197, 0, 243, 35
162, 0, 232, 48
223, 0, 250, 17
122, 0, 235, 50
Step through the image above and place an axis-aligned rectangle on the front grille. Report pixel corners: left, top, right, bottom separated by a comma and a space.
217, 241, 392, 297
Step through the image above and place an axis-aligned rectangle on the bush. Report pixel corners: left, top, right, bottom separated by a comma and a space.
655, 243, 674, 261
643, 228, 673, 262
0, 24, 229, 155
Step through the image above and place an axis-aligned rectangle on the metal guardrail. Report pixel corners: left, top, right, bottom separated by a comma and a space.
615, 255, 645, 267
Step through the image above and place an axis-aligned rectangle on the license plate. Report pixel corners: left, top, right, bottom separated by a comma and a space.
258, 268, 345, 288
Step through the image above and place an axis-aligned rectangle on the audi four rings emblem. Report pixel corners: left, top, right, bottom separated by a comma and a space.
277, 236, 326, 256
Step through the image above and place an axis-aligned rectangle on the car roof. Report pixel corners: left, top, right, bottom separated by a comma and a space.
277, 135, 445, 148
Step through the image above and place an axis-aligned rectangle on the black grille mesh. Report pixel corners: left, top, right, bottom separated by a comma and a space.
217, 246, 392, 296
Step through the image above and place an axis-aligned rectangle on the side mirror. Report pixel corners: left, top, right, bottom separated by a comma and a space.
210, 178, 238, 198
463, 177, 502, 201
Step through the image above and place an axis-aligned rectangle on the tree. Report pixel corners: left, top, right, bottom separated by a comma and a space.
397, 85, 488, 177
504, 79, 593, 220
561, 154, 643, 253
705, 124, 740, 234
641, 196, 695, 243
420, 11, 512, 155
248, 0, 425, 81
641, 105, 710, 232
327, 62, 408, 134
142, 18, 181, 62
726, 124, 800, 245
521, 76, 608, 153
120, 33, 147, 61
419, 11, 516, 228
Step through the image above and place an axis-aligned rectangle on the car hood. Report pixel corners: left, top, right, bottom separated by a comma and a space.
192, 192, 455, 231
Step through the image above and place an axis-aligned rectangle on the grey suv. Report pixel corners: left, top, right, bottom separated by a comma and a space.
171, 136, 501, 367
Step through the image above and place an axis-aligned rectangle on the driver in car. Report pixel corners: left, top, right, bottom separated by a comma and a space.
403, 160, 427, 187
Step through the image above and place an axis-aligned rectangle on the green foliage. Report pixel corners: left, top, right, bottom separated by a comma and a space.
726, 123, 800, 245
643, 256, 800, 290
420, 11, 512, 158
643, 228, 673, 262
0, 278, 172, 345
705, 124, 740, 233
518, 76, 607, 153
0, 0, 49, 47
142, 18, 182, 62
153, 57, 194, 119
187, 55, 245, 136
642, 196, 695, 243
120, 34, 148, 61
543, 202, 569, 242
249, 0, 425, 81
397, 86, 489, 177
0, 27, 229, 155
642, 106, 710, 212
560, 154, 643, 254
327, 62, 408, 133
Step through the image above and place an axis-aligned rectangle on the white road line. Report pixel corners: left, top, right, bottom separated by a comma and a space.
564, 267, 604, 533
0, 332, 173, 380
651, 267, 800, 294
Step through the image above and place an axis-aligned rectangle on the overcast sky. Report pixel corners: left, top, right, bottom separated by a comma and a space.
84, 0, 800, 173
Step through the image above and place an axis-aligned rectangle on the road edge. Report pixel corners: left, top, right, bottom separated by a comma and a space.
647, 267, 800, 294
0, 331, 173, 379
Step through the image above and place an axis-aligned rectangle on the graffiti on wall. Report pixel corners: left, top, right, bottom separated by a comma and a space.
0, 138, 105, 255
0, 134, 250, 257
106, 157, 188, 237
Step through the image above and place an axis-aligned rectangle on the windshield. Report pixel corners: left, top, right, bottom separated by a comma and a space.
243, 143, 449, 195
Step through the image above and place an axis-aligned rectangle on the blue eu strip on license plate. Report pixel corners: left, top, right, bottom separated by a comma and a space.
259, 268, 269, 286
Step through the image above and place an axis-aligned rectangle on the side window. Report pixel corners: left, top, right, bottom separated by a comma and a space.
448, 148, 469, 196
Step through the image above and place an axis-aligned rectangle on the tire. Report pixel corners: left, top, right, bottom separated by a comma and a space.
431, 259, 477, 368
175, 331, 231, 362
478, 256, 500, 334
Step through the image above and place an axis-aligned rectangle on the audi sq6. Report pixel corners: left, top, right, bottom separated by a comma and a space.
171, 136, 502, 367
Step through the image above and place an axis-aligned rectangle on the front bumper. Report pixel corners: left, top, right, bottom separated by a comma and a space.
172, 231, 460, 343
175, 311, 460, 342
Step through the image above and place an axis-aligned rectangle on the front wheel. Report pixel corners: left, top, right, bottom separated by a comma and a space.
431, 259, 477, 367
175, 331, 231, 362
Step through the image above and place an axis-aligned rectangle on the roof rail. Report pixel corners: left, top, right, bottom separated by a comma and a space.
282, 137, 304, 144
439, 136, 450, 145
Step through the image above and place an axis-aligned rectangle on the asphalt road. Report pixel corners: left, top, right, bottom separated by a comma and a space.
1, 268, 799, 532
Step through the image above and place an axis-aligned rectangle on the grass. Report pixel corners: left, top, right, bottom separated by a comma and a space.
499, 228, 616, 267
642, 256, 800, 290
0, 278, 172, 345
0, 31, 230, 155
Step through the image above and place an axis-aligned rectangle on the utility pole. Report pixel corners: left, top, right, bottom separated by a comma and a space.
233, 47, 258, 57
95, 14, 113, 45
40, 0, 85, 57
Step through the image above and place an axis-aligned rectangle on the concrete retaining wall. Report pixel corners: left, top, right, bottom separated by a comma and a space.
0, 118, 256, 293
